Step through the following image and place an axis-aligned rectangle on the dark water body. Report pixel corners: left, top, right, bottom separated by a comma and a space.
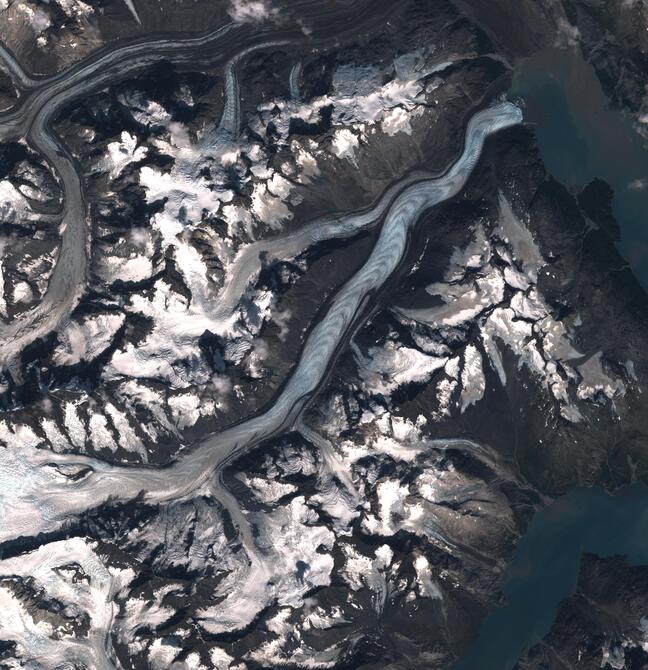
453, 485, 648, 670
509, 46, 648, 288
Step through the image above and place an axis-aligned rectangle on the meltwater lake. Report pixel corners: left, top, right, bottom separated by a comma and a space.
455, 45, 648, 670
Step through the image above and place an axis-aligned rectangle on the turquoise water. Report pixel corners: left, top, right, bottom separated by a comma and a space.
509, 46, 648, 287
453, 485, 648, 670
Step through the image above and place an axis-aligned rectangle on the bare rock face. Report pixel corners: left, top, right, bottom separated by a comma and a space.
0, 0, 646, 668
562, 0, 648, 133
0, 65, 17, 111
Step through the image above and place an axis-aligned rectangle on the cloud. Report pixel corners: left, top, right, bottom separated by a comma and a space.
227, 0, 276, 22
628, 178, 648, 191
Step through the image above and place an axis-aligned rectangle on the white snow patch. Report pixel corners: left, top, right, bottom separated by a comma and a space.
64, 401, 87, 450
413, 555, 442, 599
104, 131, 147, 179
355, 341, 447, 396
168, 392, 201, 430
331, 129, 359, 162
460, 345, 485, 412
381, 106, 413, 136
54, 313, 125, 366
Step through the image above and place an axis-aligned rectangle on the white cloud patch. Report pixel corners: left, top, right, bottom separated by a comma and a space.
628, 178, 648, 191
228, 0, 276, 22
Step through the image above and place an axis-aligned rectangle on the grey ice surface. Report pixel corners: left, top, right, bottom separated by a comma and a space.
0, 101, 522, 546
